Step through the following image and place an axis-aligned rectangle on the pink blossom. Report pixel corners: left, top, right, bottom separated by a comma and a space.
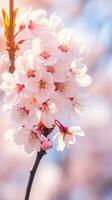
0, 8, 91, 153
46, 59, 68, 82
13, 127, 41, 154
55, 79, 76, 99
32, 35, 60, 65
58, 29, 85, 61
9, 97, 39, 129
26, 69, 55, 103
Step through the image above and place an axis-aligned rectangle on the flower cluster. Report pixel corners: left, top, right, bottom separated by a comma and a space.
0, 9, 91, 153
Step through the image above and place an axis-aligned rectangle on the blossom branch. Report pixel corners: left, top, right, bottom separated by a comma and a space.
9, 0, 15, 73
1, 6, 91, 199
25, 150, 46, 200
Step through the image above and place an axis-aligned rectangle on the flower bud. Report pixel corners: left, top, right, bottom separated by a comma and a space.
41, 138, 52, 151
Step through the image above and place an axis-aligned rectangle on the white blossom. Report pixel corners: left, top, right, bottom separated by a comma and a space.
56, 126, 85, 151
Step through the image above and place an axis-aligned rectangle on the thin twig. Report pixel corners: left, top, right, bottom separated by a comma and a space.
25, 150, 46, 200
25, 128, 50, 200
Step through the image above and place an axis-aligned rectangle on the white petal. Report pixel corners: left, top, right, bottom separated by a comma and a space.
2, 72, 14, 81
76, 74, 92, 87
57, 134, 65, 151
24, 140, 40, 154
0, 73, 16, 92
30, 9, 47, 21
74, 106, 83, 116
32, 39, 41, 54
24, 143, 36, 154
71, 61, 87, 76
64, 133, 75, 145
36, 110, 41, 122
13, 128, 28, 145
54, 72, 65, 82
3, 103, 12, 112
42, 112, 54, 128
4, 129, 14, 142
69, 136, 76, 144
69, 126, 85, 136
49, 103, 57, 114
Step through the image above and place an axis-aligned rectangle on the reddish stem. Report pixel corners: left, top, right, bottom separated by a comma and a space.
55, 120, 68, 132
9, 0, 15, 73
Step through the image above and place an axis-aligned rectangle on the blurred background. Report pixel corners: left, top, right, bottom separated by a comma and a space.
0, 0, 112, 199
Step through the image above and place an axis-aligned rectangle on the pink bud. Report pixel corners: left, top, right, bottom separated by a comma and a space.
41, 138, 52, 151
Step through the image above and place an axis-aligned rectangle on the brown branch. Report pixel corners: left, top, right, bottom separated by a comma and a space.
9, 0, 15, 73
25, 150, 46, 200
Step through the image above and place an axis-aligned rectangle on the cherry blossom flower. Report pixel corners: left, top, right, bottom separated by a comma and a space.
49, 13, 64, 32
10, 100, 39, 129
58, 29, 86, 61
46, 59, 68, 82
0, 72, 25, 108
37, 102, 57, 128
15, 51, 42, 88
7, 125, 52, 154
13, 127, 41, 154
32, 35, 60, 65
54, 123, 85, 151
68, 95, 87, 118
26, 69, 55, 103
55, 79, 76, 99
71, 61, 92, 87
16, 9, 47, 36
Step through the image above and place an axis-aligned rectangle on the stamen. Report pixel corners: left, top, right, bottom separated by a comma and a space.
55, 82, 65, 92
28, 20, 34, 30
39, 80, 46, 89
40, 50, 50, 60
26, 69, 35, 78
16, 84, 25, 93
19, 107, 29, 116
58, 45, 68, 53
47, 66, 55, 73
28, 131, 37, 143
